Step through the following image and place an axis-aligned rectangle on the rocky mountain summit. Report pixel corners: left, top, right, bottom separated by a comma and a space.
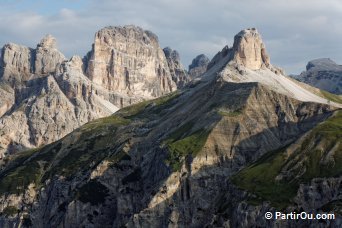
232, 28, 270, 70
293, 58, 342, 94
86, 26, 177, 96
0, 26, 188, 158
0, 34, 65, 85
0, 27, 340, 228
188, 54, 210, 78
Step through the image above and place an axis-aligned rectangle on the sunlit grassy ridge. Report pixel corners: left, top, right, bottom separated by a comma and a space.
320, 90, 342, 104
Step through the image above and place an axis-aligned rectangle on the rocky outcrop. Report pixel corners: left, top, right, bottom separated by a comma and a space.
188, 54, 209, 78
232, 28, 270, 70
0, 73, 98, 157
0, 83, 14, 117
34, 34, 65, 75
163, 47, 190, 88
0, 43, 34, 85
207, 45, 230, 70
293, 58, 342, 94
86, 25, 176, 98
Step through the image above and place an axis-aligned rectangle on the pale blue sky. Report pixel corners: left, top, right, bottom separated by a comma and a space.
1, 0, 87, 14
1, 0, 341, 74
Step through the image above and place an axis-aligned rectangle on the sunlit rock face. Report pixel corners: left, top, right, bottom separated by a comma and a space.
86, 25, 176, 98
34, 34, 65, 75
232, 28, 270, 70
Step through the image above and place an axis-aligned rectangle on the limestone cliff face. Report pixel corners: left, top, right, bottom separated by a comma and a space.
86, 26, 176, 98
0, 36, 103, 157
0, 43, 34, 85
0, 83, 14, 117
0, 54, 123, 158
232, 28, 270, 70
163, 47, 190, 88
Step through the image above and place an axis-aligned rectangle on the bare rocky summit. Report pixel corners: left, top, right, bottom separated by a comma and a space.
35, 34, 65, 75
0, 28, 340, 228
86, 26, 176, 97
232, 28, 270, 70
188, 54, 209, 78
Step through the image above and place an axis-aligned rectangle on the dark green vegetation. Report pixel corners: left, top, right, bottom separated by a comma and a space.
0, 115, 130, 194
76, 180, 109, 205
232, 110, 342, 209
231, 146, 298, 209
320, 90, 342, 104
2, 206, 18, 217
164, 122, 210, 172
107, 150, 131, 164
0, 146, 53, 194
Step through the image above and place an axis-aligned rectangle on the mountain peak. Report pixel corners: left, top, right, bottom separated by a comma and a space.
163, 47, 180, 63
306, 58, 340, 71
232, 28, 270, 70
189, 54, 209, 70
37, 34, 57, 49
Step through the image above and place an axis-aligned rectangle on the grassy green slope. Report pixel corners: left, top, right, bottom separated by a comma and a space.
232, 110, 342, 209
0, 92, 181, 195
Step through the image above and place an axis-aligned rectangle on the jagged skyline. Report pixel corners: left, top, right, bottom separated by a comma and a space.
1, 0, 341, 74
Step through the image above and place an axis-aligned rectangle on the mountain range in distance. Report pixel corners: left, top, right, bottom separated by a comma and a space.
292, 58, 342, 95
0, 26, 341, 227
